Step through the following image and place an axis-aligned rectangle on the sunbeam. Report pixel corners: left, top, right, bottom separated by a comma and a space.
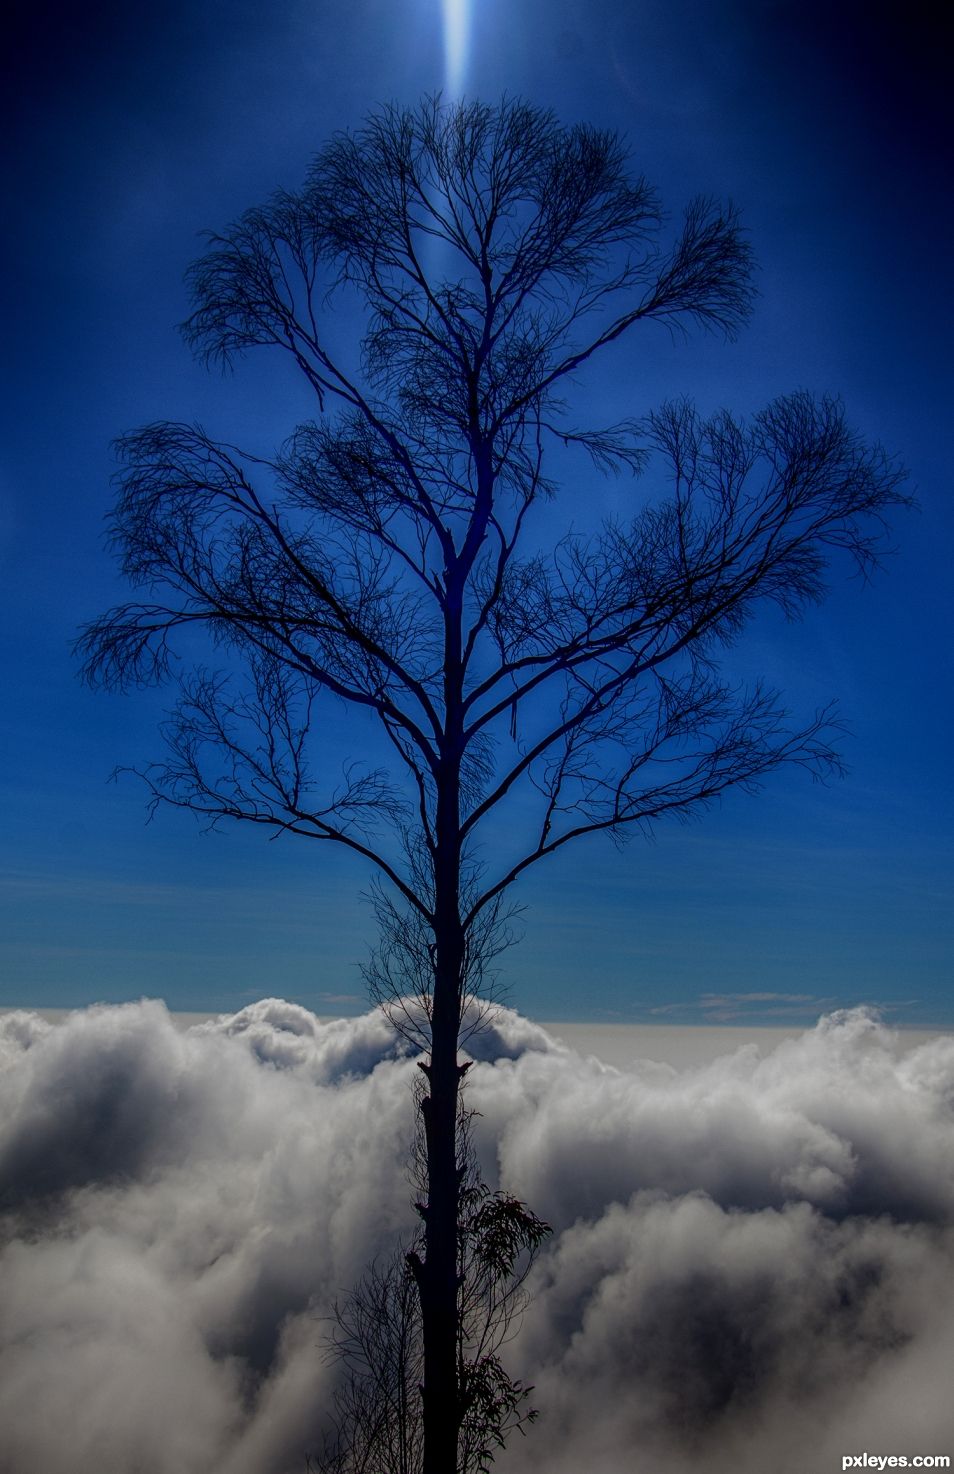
441, 0, 471, 96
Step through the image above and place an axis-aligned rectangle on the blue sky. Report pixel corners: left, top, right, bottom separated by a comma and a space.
1, 0, 951, 1024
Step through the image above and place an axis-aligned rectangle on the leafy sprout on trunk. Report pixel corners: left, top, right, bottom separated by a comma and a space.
310, 1116, 550, 1474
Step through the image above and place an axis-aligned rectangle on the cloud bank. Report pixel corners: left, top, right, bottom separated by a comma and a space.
1, 1001, 953, 1472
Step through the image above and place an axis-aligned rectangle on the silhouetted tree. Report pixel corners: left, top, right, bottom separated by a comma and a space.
79, 98, 907, 1474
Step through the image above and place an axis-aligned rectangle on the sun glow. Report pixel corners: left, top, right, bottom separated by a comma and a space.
441, 0, 471, 95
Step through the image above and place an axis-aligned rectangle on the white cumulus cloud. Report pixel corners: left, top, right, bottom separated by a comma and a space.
1, 1000, 953, 1472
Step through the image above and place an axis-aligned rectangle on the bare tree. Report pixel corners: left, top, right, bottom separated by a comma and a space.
79, 97, 907, 1474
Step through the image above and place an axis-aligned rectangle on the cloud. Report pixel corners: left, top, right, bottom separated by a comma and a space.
700, 991, 822, 1004
1, 1001, 953, 1471
650, 991, 840, 1022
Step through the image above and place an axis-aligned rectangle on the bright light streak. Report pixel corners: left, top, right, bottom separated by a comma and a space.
441, 0, 470, 96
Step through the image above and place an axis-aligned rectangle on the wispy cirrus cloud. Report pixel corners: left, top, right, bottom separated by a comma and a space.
650, 991, 840, 1022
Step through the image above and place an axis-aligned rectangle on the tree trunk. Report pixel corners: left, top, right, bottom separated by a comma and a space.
417, 676, 466, 1473
418, 924, 464, 1474
415, 539, 477, 1474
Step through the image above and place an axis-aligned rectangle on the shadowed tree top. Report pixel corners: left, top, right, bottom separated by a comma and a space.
184, 99, 754, 426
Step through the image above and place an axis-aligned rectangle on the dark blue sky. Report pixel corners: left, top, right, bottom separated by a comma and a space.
1, 0, 951, 1024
